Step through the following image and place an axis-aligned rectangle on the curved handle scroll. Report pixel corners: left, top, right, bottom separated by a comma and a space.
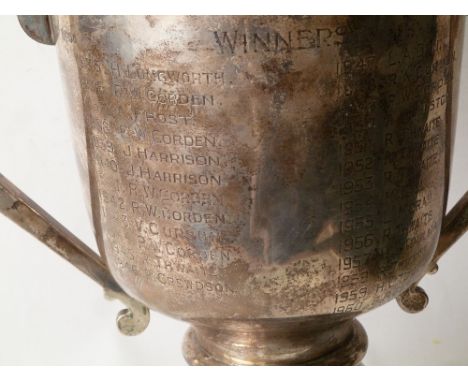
17, 16, 57, 45
0, 173, 150, 335
397, 191, 468, 313
7, 15, 150, 336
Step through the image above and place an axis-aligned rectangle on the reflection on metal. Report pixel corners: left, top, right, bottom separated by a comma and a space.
1, 15, 466, 365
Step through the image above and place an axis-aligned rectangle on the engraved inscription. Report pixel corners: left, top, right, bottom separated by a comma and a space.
213, 27, 346, 54
61, 16, 457, 317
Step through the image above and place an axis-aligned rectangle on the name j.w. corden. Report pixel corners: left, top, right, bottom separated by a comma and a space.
213, 28, 343, 54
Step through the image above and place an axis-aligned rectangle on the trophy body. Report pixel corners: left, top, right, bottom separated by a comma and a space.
3, 15, 467, 365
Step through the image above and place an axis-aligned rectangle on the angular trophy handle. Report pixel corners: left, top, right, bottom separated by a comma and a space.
0, 173, 150, 335
8, 15, 150, 336
397, 191, 468, 313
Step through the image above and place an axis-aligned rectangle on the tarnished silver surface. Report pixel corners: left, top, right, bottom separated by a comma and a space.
18, 16, 57, 45
0, 172, 150, 336
1, 15, 467, 365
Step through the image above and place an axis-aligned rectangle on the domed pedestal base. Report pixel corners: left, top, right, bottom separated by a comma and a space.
183, 318, 367, 366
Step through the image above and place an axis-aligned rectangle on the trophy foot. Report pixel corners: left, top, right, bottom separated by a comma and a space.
183, 318, 367, 366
